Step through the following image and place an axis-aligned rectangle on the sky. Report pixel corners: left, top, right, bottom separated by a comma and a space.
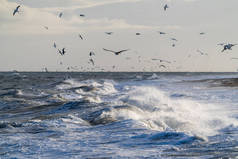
1, 0, 238, 72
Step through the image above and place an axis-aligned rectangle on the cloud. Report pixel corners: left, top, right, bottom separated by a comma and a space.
0, 0, 181, 35
9, 0, 142, 10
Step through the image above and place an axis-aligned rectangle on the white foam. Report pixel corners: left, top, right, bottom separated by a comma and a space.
56, 78, 83, 90
107, 86, 238, 137
147, 73, 160, 80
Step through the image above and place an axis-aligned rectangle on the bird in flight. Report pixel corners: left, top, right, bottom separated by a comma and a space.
53, 42, 57, 48
171, 38, 178, 41
80, 14, 85, 17
103, 48, 129, 55
58, 48, 66, 55
158, 31, 166, 35
78, 34, 83, 40
164, 4, 169, 11
159, 65, 166, 68
44, 26, 49, 30
221, 44, 237, 52
13, 5, 20, 16
200, 32, 205, 35
89, 51, 95, 56
89, 58, 95, 66
136, 33, 141, 35
59, 12, 63, 18
105, 32, 113, 35
197, 49, 208, 55
152, 58, 171, 63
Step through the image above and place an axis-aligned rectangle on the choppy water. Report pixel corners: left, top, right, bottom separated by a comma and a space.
1, 72, 238, 158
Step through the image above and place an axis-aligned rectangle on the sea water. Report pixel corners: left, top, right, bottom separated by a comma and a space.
0, 72, 238, 158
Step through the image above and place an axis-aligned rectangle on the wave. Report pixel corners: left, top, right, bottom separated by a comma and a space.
90, 85, 238, 138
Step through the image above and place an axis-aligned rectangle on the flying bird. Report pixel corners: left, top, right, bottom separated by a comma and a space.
159, 65, 166, 68
152, 58, 171, 63
136, 33, 141, 35
44, 26, 49, 30
172, 44, 176, 47
53, 42, 57, 48
13, 5, 20, 16
103, 48, 129, 55
171, 38, 178, 41
58, 48, 66, 55
80, 14, 85, 17
158, 31, 166, 35
105, 32, 113, 35
197, 49, 208, 55
78, 34, 83, 40
164, 4, 169, 11
89, 51, 95, 56
59, 12, 63, 18
221, 44, 237, 52
89, 58, 95, 66
200, 32, 205, 35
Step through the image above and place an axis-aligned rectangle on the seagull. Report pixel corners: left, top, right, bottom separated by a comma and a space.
89, 51, 95, 56
44, 26, 49, 30
200, 32, 205, 35
197, 49, 208, 55
221, 44, 237, 52
58, 48, 66, 55
159, 65, 166, 68
171, 38, 178, 41
172, 44, 176, 47
78, 34, 83, 40
59, 12, 63, 18
158, 31, 166, 35
89, 58, 95, 66
80, 14, 85, 17
105, 32, 113, 35
164, 4, 169, 11
53, 42, 57, 48
136, 33, 141, 35
103, 48, 129, 55
152, 58, 171, 63
44, 68, 49, 72
13, 5, 20, 16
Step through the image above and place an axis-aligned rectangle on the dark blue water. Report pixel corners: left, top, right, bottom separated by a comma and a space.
1, 72, 238, 158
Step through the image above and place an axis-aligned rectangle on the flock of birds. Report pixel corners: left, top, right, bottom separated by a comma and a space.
12, 3, 238, 72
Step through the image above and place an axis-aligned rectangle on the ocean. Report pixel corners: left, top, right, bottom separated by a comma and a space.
1, 72, 238, 158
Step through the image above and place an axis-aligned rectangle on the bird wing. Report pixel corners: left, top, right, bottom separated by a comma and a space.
58, 49, 62, 55
118, 49, 129, 53
13, 9, 17, 16
105, 32, 112, 35
13, 6, 20, 16
90, 59, 94, 65
79, 35, 83, 40
103, 48, 116, 53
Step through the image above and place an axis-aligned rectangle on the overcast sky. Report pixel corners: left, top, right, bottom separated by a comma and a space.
1, 0, 238, 72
